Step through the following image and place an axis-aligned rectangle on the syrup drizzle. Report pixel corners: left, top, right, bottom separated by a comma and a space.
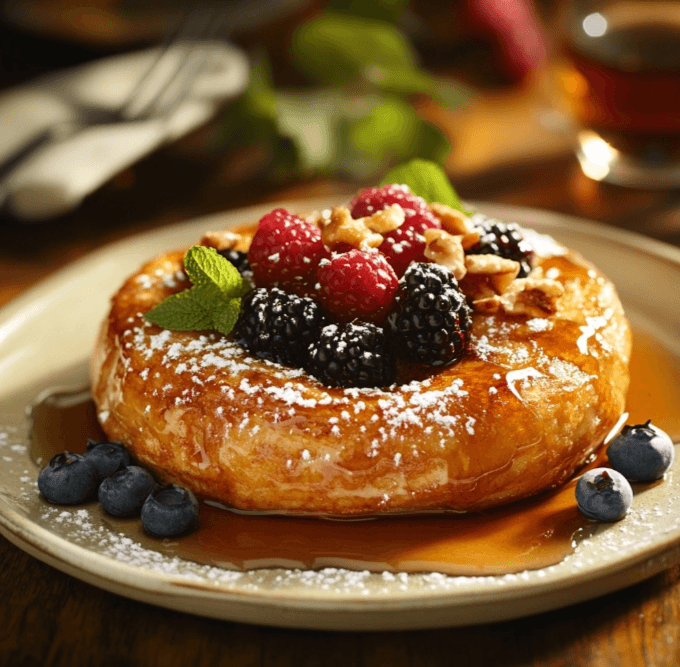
28, 327, 680, 576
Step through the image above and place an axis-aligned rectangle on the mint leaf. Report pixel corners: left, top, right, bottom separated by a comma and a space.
212, 19, 473, 183
351, 97, 418, 158
184, 245, 243, 294
431, 77, 474, 111
276, 89, 341, 174
144, 246, 249, 336
380, 159, 471, 214
144, 285, 215, 331
292, 13, 417, 86
414, 123, 451, 166
351, 97, 451, 167
212, 298, 242, 337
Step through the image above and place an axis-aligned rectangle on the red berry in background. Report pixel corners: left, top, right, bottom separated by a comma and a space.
349, 184, 441, 277
317, 249, 399, 324
465, 0, 549, 83
248, 208, 330, 290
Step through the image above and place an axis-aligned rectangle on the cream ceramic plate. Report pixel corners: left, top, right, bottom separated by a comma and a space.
1, 200, 680, 631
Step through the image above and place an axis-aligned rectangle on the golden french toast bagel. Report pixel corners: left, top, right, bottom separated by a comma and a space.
90, 215, 631, 516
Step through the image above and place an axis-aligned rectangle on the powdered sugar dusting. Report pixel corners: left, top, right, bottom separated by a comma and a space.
116, 314, 481, 452
518, 225, 568, 258
3, 425, 680, 604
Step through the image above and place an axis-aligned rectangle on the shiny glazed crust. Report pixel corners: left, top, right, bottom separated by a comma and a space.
90, 229, 631, 515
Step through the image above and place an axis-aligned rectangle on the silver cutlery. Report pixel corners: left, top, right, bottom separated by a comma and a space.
0, 4, 226, 186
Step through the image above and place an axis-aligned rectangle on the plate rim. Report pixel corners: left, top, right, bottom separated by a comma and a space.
2, 199, 680, 629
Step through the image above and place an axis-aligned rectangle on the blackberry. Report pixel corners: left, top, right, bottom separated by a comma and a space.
218, 249, 253, 282
236, 287, 326, 367
388, 263, 471, 367
467, 215, 534, 278
306, 322, 396, 388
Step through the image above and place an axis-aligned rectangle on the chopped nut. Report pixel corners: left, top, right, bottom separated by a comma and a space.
320, 205, 398, 250
365, 204, 405, 233
500, 278, 564, 317
458, 254, 520, 303
423, 229, 466, 280
323, 206, 384, 249
429, 202, 469, 234
470, 276, 564, 317
200, 230, 249, 253
460, 230, 481, 250
459, 277, 496, 302
465, 254, 519, 276
429, 202, 480, 249
464, 254, 520, 294
307, 209, 332, 229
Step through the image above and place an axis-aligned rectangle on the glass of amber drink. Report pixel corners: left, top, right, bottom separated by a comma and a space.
555, 0, 680, 187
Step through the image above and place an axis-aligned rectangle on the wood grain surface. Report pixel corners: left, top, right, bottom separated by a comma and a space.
3, 26, 680, 665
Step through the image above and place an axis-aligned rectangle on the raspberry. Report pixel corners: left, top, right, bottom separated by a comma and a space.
466, 214, 534, 278
378, 222, 435, 278
388, 263, 471, 367
248, 208, 330, 290
306, 322, 396, 388
236, 287, 327, 367
349, 184, 441, 277
316, 249, 398, 324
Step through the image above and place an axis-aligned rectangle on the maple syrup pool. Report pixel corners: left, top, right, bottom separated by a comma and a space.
28, 327, 680, 576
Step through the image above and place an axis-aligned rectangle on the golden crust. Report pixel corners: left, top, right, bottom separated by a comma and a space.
90, 229, 631, 516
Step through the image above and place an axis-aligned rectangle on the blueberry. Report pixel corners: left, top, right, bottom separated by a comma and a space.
575, 468, 633, 522
607, 420, 675, 482
84, 440, 131, 480
38, 452, 99, 504
98, 466, 155, 517
141, 484, 199, 537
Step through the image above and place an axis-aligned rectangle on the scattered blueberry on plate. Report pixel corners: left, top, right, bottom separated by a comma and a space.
83, 439, 131, 480
141, 484, 199, 538
575, 468, 633, 522
98, 466, 156, 517
38, 441, 200, 537
38, 452, 99, 505
607, 420, 675, 482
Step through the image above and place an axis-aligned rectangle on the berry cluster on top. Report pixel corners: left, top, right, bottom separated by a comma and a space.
226, 184, 535, 389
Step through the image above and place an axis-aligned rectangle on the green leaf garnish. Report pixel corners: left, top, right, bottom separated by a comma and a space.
380, 158, 472, 215
292, 13, 418, 87
144, 246, 250, 337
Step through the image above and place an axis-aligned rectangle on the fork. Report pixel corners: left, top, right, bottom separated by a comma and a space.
0, 4, 226, 184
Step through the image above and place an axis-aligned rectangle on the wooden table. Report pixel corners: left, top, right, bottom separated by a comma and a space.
3, 46, 680, 666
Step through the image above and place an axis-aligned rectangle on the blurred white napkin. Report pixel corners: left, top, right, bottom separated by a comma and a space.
0, 42, 249, 221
